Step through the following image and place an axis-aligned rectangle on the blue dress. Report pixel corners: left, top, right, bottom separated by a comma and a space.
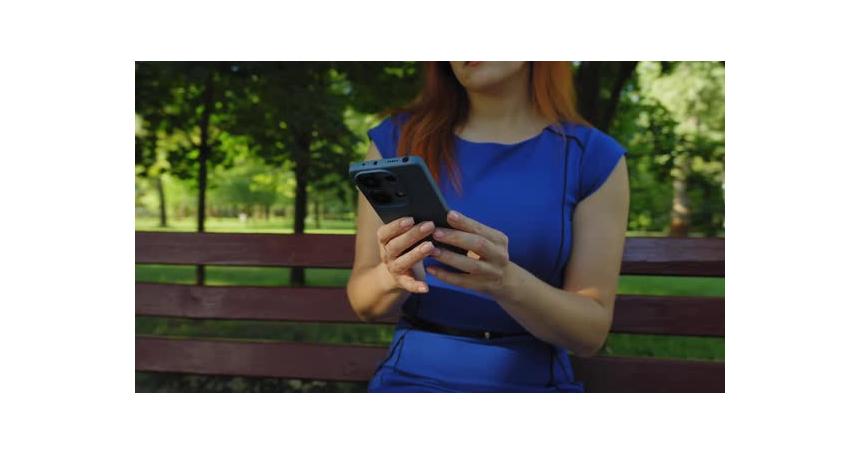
364, 112, 627, 392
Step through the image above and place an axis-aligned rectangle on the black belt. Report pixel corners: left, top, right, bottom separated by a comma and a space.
400, 312, 530, 340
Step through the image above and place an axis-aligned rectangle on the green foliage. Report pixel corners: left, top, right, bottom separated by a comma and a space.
135, 62, 241, 180
228, 62, 359, 169
210, 152, 289, 212
334, 61, 421, 114
135, 61, 426, 230
610, 61, 725, 234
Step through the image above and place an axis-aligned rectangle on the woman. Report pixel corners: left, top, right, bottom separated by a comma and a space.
346, 61, 629, 392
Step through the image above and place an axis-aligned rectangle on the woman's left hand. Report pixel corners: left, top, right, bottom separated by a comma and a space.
427, 210, 517, 299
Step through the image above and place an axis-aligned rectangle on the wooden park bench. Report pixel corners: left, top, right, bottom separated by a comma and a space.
136, 232, 724, 392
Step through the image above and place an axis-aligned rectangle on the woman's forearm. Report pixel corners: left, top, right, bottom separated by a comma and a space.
346, 262, 410, 322
494, 262, 612, 357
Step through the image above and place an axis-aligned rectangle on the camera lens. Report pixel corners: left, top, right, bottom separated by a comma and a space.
361, 175, 380, 188
370, 189, 393, 204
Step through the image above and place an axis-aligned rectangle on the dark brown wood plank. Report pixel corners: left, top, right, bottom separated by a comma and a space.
570, 355, 724, 392
612, 295, 724, 336
135, 336, 724, 392
135, 232, 355, 268
621, 237, 724, 277
135, 336, 384, 382
136, 232, 724, 276
136, 284, 721, 336
135, 282, 388, 322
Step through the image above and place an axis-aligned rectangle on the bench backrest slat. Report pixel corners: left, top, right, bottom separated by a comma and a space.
136, 232, 724, 277
136, 335, 723, 393
136, 283, 724, 337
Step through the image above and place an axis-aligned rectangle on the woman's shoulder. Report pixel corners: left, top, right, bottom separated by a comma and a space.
370, 111, 412, 132
554, 121, 627, 200
554, 120, 624, 152
367, 112, 411, 158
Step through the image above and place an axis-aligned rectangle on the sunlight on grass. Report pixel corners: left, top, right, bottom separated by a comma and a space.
601, 333, 723, 361
136, 264, 351, 287
136, 216, 356, 234
618, 275, 723, 297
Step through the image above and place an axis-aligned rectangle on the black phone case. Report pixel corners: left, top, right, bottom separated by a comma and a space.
349, 155, 467, 256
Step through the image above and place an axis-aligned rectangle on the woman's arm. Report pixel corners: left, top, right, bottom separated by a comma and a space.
427, 157, 629, 356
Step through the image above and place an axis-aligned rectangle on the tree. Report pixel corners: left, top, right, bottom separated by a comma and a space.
336, 61, 422, 115
230, 62, 368, 285
642, 62, 724, 236
611, 61, 725, 236
135, 64, 175, 227
574, 61, 639, 130
135, 62, 244, 283
210, 149, 288, 219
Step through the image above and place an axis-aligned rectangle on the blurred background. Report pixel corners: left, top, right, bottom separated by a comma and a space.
135, 61, 724, 392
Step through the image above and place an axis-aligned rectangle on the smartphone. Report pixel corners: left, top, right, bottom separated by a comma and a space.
349, 155, 467, 256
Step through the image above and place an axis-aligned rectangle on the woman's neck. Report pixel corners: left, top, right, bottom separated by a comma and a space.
458, 66, 548, 141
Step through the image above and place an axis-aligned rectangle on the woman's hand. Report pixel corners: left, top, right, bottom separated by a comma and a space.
376, 216, 437, 294
427, 210, 517, 299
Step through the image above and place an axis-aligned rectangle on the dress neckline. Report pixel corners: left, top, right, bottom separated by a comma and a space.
454, 124, 551, 147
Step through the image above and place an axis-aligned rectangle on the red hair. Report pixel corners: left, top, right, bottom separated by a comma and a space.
378, 62, 590, 194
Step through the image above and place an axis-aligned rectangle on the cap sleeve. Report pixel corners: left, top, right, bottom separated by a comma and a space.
577, 128, 628, 201
366, 113, 406, 159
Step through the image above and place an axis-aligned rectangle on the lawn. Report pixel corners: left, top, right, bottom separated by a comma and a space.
135, 216, 356, 234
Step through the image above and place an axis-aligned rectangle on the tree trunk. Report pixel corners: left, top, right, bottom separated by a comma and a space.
669, 157, 691, 237
574, 62, 602, 125
599, 61, 638, 130
195, 70, 215, 285
291, 132, 311, 286
314, 197, 321, 229
156, 173, 168, 227
574, 61, 639, 130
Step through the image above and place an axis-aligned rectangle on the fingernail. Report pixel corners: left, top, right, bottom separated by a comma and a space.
433, 229, 445, 238
401, 217, 414, 227
431, 247, 441, 256
420, 221, 434, 233
420, 241, 433, 253
418, 284, 428, 292
449, 211, 461, 221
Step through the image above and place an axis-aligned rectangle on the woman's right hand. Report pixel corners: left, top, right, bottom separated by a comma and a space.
376, 216, 437, 294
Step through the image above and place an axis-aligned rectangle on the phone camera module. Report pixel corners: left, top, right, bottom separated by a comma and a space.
370, 189, 393, 204
360, 175, 381, 188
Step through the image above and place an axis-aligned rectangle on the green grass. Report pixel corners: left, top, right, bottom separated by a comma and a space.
136, 264, 351, 287
136, 216, 356, 234
618, 275, 723, 297
136, 216, 713, 237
